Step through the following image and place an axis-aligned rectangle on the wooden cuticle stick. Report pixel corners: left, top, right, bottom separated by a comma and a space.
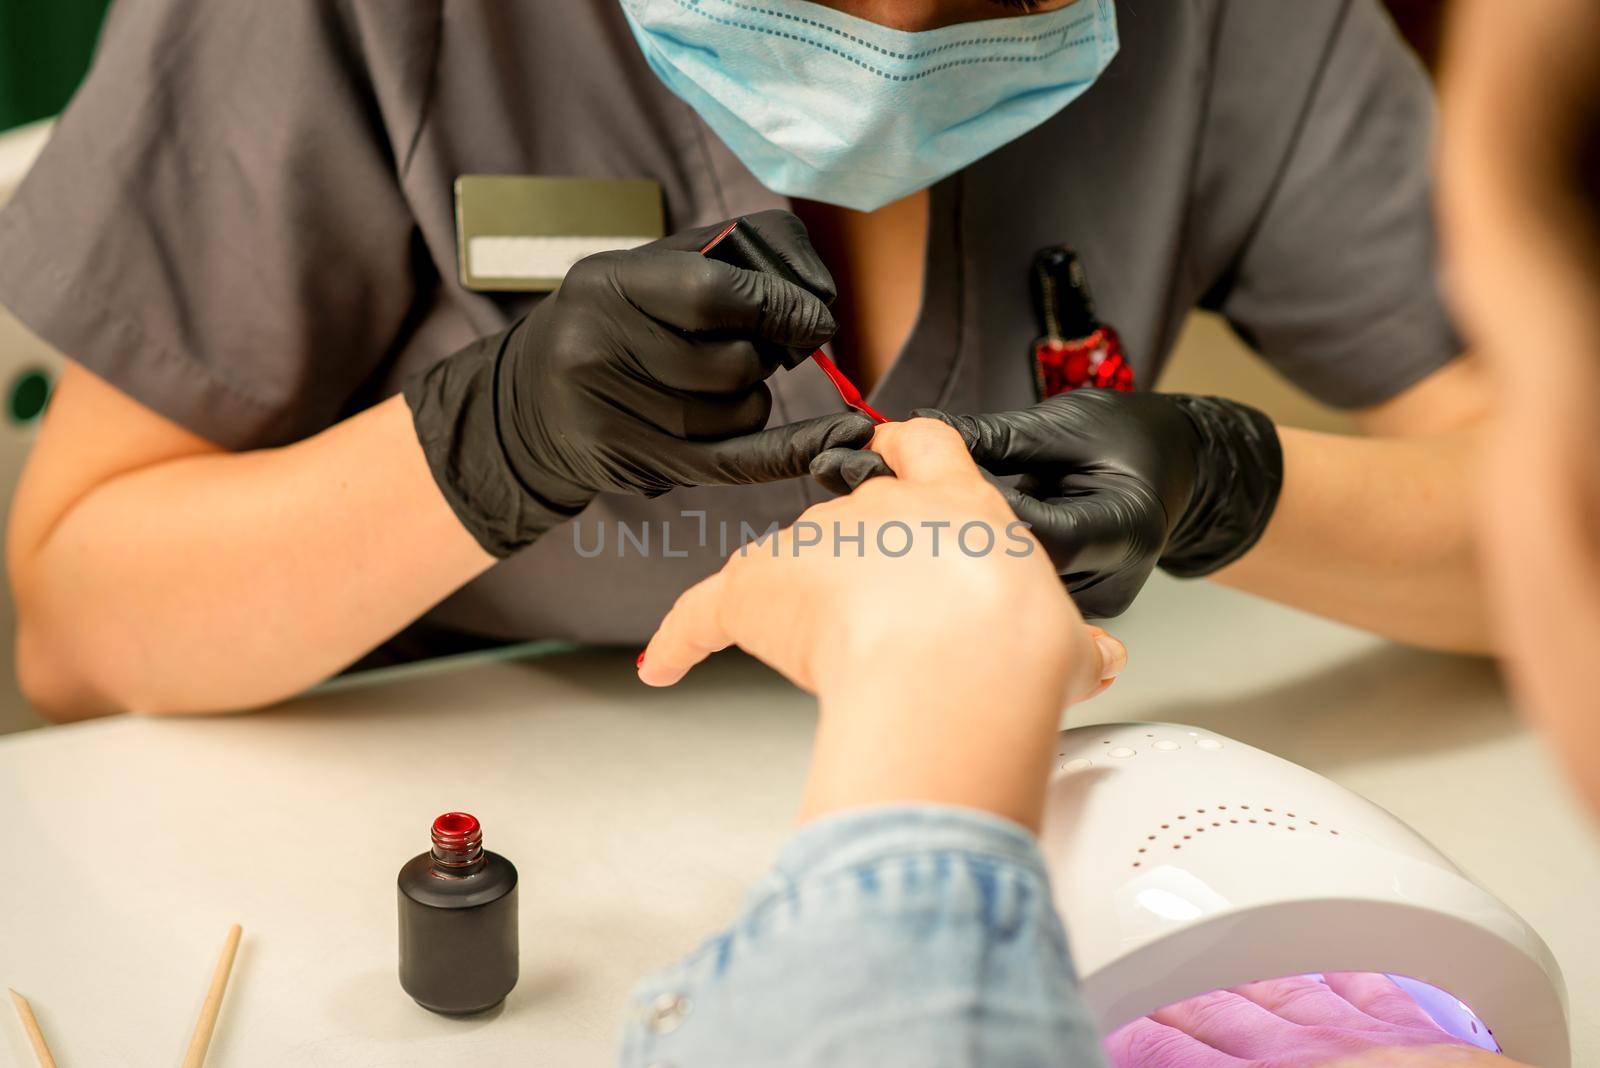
8, 988, 58, 1068
181, 923, 242, 1068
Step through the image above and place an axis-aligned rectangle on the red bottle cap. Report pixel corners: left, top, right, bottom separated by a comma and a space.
431, 812, 484, 868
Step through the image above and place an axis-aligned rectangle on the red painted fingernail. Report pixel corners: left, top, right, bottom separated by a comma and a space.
635, 650, 646, 670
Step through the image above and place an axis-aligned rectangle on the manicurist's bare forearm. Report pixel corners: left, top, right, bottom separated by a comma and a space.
1215, 425, 1492, 653
11, 392, 493, 718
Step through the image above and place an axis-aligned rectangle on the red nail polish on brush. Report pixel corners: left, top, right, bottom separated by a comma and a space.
635, 650, 646, 670
397, 812, 518, 1015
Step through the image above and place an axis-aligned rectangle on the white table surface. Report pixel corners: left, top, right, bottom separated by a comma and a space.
2, 573, 1596, 1067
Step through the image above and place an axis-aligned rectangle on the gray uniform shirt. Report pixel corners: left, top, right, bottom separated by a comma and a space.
0, 0, 1458, 650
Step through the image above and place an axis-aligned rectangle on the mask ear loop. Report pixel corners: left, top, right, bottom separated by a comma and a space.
700, 220, 889, 424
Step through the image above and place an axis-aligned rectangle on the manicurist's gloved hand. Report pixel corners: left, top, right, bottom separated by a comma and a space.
928, 391, 1283, 618
814, 391, 1282, 619
405, 210, 876, 557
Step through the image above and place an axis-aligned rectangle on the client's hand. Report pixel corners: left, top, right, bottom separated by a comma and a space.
1105, 973, 1522, 1068
640, 418, 1125, 829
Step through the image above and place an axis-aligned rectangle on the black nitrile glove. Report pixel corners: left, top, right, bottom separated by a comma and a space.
405, 211, 876, 557
812, 391, 1282, 618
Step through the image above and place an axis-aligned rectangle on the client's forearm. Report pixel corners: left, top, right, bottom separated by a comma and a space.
800, 640, 1074, 831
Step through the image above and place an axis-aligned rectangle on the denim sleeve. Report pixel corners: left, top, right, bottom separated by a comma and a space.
617, 805, 1107, 1068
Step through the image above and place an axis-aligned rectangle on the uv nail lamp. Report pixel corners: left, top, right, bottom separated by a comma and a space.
1040, 723, 1570, 1067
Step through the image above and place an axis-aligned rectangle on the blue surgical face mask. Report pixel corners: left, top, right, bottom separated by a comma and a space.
620, 0, 1119, 212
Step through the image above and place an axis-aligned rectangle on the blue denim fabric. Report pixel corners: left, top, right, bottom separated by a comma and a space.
618, 805, 1107, 1067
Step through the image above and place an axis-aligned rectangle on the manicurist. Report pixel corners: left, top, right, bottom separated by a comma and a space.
619, 6, 1600, 1057
0, 0, 1481, 717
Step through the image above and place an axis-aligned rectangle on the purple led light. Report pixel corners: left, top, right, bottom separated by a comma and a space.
1104, 973, 1501, 1058
1386, 973, 1499, 1052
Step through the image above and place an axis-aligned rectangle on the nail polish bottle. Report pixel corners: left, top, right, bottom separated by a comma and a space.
398, 812, 519, 1015
1029, 246, 1135, 398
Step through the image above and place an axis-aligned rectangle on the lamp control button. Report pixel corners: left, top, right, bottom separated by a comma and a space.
1152, 740, 1180, 751
1059, 758, 1093, 773
1196, 738, 1223, 751
1107, 746, 1137, 759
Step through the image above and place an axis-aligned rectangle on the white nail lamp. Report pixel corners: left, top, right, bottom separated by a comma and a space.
1040, 723, 1570, 1066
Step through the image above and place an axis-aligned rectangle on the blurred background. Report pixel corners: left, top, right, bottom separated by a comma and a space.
0, 0, 1448, 733
0, 1, 112, 132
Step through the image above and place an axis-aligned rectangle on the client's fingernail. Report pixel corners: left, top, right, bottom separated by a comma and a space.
1094, 635, 1127, 679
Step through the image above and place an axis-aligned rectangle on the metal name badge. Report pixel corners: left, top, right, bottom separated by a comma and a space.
454, 175, 665, 292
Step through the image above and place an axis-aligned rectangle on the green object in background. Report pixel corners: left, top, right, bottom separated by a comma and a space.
8, 367, 50, 424
0, 0, 113, 133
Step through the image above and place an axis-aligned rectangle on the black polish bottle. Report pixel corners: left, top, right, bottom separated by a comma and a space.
398, 812, 519, 1015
